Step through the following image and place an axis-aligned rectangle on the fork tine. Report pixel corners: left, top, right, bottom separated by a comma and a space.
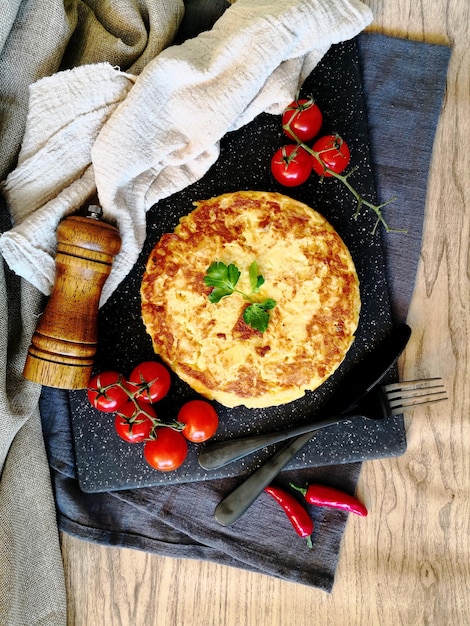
386, 383, 446, 401
388, 396, 448, 415
384, 377, 443, 392
383, 377, 448, 415
388, 391, 448, 413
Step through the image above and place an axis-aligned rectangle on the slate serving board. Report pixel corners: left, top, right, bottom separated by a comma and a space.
69, 40, 407, 493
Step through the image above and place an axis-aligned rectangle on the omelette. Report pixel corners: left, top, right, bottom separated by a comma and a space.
141, 191, 360, 408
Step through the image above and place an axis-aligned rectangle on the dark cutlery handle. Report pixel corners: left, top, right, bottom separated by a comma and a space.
213, 324, 412, 526
199, 414, 354, 470
214, 431, 315, 526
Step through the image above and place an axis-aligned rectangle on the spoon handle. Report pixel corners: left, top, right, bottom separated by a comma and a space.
213, 324, 412, 527
214, 431, 316, 526
198, 414, 355, 470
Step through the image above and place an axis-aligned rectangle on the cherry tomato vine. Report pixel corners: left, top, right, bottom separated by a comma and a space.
87, 362, 219, 472
273, 97, 406, 235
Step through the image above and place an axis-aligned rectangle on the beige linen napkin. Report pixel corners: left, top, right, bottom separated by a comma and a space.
0, 0, 372, 305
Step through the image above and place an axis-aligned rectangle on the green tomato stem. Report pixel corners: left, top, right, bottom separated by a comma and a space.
281, 120, 406, 234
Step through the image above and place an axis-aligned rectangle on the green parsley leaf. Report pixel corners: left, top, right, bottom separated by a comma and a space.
204, 261, 240, 289
243, 303, 271, 333
226, 263, 242, 287
207, 286, 233, 303
249, 261, 265, 293
204, 260, 276, 332
259, 298, 277, 311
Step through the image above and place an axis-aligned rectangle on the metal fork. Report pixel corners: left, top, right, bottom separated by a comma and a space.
212, 378, 447, 527
199, 378, 447, 471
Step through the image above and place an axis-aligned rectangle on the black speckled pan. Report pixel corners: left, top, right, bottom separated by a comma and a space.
69, 41, 406, 493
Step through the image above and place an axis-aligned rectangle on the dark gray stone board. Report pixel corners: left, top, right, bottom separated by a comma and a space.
69, 40, 406, 493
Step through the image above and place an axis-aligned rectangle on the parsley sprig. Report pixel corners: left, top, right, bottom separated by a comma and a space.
204, 261, 276, 333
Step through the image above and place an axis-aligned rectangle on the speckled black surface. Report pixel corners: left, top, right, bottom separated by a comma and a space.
69, 40, 406, 493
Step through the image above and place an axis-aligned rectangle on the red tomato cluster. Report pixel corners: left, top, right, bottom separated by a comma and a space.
87, 361, 219, 472
271, 98, 351, 187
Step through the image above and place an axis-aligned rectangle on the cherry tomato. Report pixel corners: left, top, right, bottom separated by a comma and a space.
114, 400, 155, 443
129, 361, 171, 404
271, 144, 312, 187
311, 134, 351, 177
282, 98, 323, 142
87, 371, 129, 413
143, 428, 188, 472
177, 400, 219, 443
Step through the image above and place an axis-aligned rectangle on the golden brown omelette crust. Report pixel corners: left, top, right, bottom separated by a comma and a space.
141, 191, 360, 408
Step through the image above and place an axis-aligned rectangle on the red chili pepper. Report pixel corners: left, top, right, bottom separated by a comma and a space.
264, 485, 314, 548
290, 482, 368, 517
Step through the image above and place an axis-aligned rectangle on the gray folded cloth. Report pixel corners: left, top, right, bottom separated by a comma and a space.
39, 32, 450, 592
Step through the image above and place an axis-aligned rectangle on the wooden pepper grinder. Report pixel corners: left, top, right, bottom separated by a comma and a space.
23, 201, 122, 389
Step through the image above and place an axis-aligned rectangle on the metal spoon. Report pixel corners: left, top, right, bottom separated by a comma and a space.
199, 379, 385, 472
198, 411, 360, 471
199, 376, 446, 471
212, 324, 413, 527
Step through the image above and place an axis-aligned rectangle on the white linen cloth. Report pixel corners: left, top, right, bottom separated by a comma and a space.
0, 0, 372, 305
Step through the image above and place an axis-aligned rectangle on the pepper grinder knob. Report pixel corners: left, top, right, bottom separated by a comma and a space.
23, 205, 122, 389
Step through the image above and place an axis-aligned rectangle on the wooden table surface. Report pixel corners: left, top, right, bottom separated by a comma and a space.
60, 1, 470, 624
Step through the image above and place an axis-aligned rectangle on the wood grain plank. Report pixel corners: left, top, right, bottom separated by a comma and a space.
61, 1, 470, 624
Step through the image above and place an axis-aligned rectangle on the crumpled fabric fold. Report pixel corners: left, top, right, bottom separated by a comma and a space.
0, 0, 372, 305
